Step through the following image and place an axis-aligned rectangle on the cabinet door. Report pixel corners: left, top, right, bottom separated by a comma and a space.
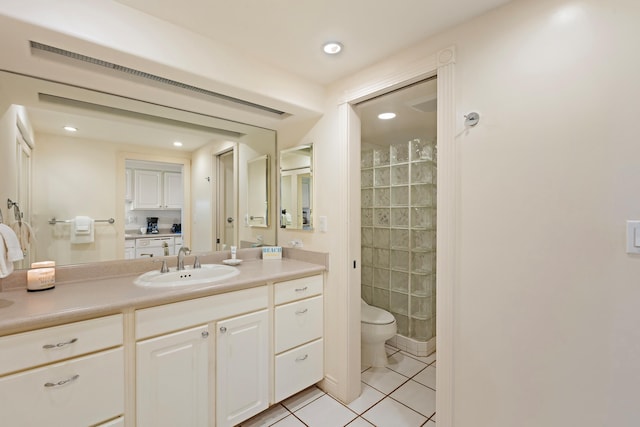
216, 309, 269, 427
133, 170, 162, 209
137, 325, 209, 427
163, 172, 183, 209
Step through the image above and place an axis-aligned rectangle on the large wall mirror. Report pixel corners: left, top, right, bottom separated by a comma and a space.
0, 70, 276, 268
280, 144, 313, 230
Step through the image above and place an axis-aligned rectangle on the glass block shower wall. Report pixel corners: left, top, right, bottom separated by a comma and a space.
361, 138, 437, 342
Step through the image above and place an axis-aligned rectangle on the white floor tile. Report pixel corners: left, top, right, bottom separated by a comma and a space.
271, 414, 306, 427
293, 394, 357, 427
390, 380, 436, 418
413, 364, 436, 390
387, 351, 428, 378
362, 397, 427, 427
361, 367, 410, 394
239, 404, 290, 427
347, 382, 386, 414
281, 386, 325, 412
346, 416, 375, 426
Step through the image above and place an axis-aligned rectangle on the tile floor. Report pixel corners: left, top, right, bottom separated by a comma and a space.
240, 346, 436, 427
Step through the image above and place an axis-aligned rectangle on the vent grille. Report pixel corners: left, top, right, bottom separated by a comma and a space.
30, 41, 287, 118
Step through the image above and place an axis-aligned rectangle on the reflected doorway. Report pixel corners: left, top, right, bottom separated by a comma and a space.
216, 149, 236, 250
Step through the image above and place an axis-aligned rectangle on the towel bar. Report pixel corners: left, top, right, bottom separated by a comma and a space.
49, 217, 115, 225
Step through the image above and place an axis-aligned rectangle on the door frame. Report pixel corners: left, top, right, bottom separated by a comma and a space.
214, 146, 238, 251
341, 46, 457, 425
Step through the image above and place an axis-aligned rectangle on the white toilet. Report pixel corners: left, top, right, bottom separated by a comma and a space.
361, 299, 397, 368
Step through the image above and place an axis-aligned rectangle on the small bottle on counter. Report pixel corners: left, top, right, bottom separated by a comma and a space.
27, 261, 56, 292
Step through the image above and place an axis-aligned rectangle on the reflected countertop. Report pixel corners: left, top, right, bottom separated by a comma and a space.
124, 233, 182, 240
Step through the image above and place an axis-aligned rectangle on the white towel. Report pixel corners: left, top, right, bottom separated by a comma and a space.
70, 216, 95, 244
0, 223, 24, 278
11, 221, 34, 253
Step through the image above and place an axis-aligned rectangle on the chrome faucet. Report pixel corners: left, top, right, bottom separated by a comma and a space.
177, 246, 191, 271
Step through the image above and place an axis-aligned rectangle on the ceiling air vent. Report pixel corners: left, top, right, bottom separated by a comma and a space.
30, 41, 289, 119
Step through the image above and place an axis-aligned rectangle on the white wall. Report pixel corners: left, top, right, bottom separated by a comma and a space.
287, 0, 640, 424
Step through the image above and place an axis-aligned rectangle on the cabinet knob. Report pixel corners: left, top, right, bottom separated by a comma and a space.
201, 331, 209, 338
219, 326, 227, 333
295, 308, 308, 315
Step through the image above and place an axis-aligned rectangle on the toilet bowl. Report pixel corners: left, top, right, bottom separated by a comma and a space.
361, 299, 397, 368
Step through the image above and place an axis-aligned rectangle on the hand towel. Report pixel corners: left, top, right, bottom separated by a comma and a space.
0, 223, 24, 278
70, 216, 95, 244
11, 221, 34, 253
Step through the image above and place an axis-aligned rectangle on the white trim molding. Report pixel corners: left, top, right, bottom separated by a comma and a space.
342, 45, 457, 426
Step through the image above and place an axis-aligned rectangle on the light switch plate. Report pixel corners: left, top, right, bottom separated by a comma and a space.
626, 220, 640, 254
318, 216, 327, 233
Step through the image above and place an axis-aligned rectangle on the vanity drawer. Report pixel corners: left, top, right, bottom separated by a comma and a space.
0, 347, 124, 427
274, 295, 323, 353
274, 338, 323, 402
274, 274, 323, 305
0, 314, 123, 376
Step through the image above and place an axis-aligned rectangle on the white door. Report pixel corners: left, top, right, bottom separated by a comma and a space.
216, 309, 269, 427
136, 325, 209, 427
15, 131, 31, 268
216, 150, 236, 250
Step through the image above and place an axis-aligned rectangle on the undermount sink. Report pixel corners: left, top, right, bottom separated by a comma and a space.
134, 264, 240, 287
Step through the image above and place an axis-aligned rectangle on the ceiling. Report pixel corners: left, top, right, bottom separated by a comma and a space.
114, 0, 514, 85
21, 0, 514, 149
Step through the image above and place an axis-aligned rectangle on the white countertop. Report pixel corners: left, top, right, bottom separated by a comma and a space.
124, 233, 182, 240
0, 257, 325, 336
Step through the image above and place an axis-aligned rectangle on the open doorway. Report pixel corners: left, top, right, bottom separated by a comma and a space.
216, 149, 236, 250
356, 77, 438, 356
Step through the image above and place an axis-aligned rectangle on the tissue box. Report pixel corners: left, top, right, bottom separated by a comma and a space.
262, 246, 282, 260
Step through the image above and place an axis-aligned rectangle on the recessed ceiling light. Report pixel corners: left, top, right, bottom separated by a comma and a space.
323, 42, 343, 55
378, 112, 396, 120
173, 141, 183, 147
63, 126, 78, 132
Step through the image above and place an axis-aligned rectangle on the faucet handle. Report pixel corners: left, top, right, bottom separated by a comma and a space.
193, 256, 201, 269
153, 259, 170, 273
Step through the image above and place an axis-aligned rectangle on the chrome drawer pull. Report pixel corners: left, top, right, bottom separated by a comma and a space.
43, 338, 78, 349
44, 374, 80, 388
296, 354, 309, 362
295, 308, 308, 315
295, 286, 308, 292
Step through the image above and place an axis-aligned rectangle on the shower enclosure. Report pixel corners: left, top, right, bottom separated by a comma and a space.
361, 138, 436, 355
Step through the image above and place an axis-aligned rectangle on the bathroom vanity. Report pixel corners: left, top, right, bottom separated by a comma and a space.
0, 250, 326, 427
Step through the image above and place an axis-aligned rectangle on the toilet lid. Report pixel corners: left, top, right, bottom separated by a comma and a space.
361, 304, 395, 325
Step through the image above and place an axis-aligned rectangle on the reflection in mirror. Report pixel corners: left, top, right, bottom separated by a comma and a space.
247, 155, 269, 228
0, 71, 276, 268
280, 145, 313, 230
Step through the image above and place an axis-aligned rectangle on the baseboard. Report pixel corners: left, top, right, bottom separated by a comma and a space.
386, 334, 436, 357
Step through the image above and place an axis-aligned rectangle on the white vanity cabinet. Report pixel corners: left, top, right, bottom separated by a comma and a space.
134, 286, 269, 427
136, 325, 210, 427
0, 315, 125, 427
216, 309, 269, 427
273, 274, 324, 402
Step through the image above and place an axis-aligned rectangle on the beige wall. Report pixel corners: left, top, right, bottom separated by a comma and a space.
292, 0, 640, 424
32, 133, 190, 265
